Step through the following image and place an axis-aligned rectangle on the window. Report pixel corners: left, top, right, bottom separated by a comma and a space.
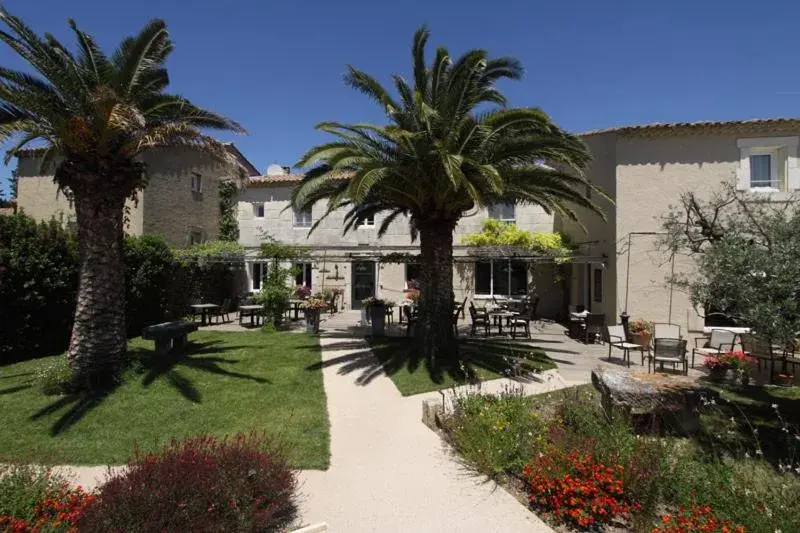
474, 260, 527, 296
737, 137, 799, 192
357, 213, 375, 227
405, 263, 420, 289
293, 207, 312, 228
488, 203, 515, 223
295, 262, 313, 288
190, 173, 202, 194
254, 203, 265, 218
251, 262, 267, 291
593, 268, 603, 302
189, 230, 203, 245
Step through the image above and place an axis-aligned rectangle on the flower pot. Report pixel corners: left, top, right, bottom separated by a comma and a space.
630, 332, 651, 347
305, 309, 321, 334
403, 290, 414, 300
776, 373, 795, 387
708, 367, 732, 382
370, 305, 386, 336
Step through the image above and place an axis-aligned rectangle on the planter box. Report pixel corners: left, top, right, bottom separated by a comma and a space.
305, 309, 321, 334
370, 305, 386, 336
630, 332, 651, 347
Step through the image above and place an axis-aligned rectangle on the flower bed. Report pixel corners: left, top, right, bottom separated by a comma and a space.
653, 506, 745, 533
523, 449, 639, 529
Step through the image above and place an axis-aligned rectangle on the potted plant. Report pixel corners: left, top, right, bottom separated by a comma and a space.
302, 297, 327, 334
704, 350, 754, 383
294, 285, 312, 300
403, 279, 420, 300
628, 319, 654, 347
363, 297, 387, 336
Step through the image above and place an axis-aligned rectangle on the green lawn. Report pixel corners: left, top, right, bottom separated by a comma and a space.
369, 337, 556, 396
0, 331, 330, 469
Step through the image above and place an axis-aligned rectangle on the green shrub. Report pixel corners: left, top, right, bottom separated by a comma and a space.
124, 235, 174, 336
443, 388, 546, 478
0, 465, 67, 521
0, 213, 77, 362
34, 356, 75, 395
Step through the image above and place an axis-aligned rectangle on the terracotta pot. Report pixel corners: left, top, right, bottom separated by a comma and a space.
630, 332, 652, 347
776, 374, 795, 387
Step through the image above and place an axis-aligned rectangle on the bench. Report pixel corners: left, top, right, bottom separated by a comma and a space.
142, 321, 199, 354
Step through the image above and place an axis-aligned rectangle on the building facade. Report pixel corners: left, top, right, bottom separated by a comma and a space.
570, 118, 800, 335
15, 144, 258, 247
238, 165, 570, 314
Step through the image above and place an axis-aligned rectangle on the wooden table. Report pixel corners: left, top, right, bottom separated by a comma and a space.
190, 303, 219, 326
239, 304, 262, 327
488, 310, 518, 335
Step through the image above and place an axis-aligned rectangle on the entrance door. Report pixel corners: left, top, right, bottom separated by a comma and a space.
351, 261, 376, 309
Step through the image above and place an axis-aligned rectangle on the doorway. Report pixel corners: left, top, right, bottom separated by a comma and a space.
351, 261, 376, 309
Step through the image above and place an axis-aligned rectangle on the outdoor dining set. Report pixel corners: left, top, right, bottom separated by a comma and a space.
466, 295, 540, 338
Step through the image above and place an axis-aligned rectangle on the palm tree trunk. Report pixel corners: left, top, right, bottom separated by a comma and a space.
68, 191, 128, 390
416, 220, 457, 361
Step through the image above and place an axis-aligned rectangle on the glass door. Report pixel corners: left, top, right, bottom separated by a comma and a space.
351, 261, 375, 309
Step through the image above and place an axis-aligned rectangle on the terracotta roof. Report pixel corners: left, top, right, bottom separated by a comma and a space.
579, 117, 800, 137
247, 174, 305, 186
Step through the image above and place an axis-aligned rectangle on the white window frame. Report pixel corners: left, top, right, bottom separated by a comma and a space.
474, 259, 527, 297
250, 262, 267, 292
293, 207, 313, 228
488, 203, 516, 223
254, 203, 265, 218
295, 262, 313, 288
357, 213, 376, 228
737, 137, 799, 192
190, 173, 203, 194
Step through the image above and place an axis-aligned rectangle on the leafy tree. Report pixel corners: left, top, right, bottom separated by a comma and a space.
0, 9, 245, 388
291, 27, 604, 360
662, 183, 800, 345
253, 237, 308, 328
124, 235, 174, 336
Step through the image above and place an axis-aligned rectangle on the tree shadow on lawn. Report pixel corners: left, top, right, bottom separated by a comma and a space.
30, 340, 269, 436
306, 336, 555, 388
691, 382, 800, 470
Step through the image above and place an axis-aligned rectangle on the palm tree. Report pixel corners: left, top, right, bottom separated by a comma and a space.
0, 8, 246, 389
292, 27, 606, 361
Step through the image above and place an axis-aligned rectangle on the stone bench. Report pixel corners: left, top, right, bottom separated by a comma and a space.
142, 321, 199, 354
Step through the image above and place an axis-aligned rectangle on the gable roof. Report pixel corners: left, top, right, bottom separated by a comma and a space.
579, 117, 800, 138
247, 174, 305, 186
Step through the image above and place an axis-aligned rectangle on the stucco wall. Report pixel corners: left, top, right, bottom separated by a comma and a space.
237, 183, 556, 249
613, 131, 800, 332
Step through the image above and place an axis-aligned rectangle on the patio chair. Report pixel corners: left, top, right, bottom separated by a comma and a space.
654, 323, 681, 340
509, 302, 536, 339
691, 329, 737, 368
385, 305, 394, 324
468, 302, 490, 337
605, 325, 646, 367
453, 298, 467, 337
584, 313, 605, 344
741, 333, 777, 383
649, 338, 688, 375
211, 298, 232, 324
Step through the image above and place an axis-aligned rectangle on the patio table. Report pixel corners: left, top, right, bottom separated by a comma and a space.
239, 304, 262, 327
190, 303, 219, 327
488, 310, 518, 335
288, 299, 305, 320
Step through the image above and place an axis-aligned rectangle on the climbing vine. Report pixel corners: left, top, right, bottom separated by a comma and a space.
218, 181, 239, 242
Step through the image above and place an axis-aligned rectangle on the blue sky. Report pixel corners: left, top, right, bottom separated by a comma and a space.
2, 0, 800, 194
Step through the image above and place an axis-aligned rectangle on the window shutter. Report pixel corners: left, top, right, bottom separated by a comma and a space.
736, 148, 750, 191
787, 143, 800, 190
